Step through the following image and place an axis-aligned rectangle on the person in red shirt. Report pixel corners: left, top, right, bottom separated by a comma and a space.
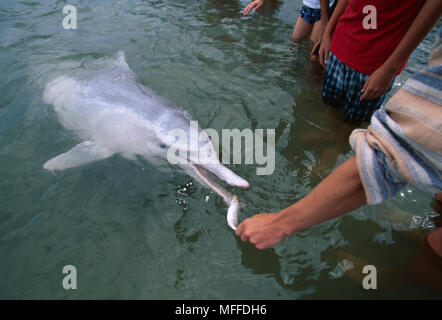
313, 0, 441, 123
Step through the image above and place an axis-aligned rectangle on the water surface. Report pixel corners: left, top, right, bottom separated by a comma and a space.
0, 0, 441, 299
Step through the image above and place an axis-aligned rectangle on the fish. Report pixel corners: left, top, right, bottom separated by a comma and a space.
227, 195, 240, 230
42, 51, 248, 229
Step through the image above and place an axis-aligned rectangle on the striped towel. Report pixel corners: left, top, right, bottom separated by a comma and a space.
349, 30, 442, 205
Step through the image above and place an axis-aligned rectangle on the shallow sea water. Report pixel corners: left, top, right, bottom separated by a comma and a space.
0, 0, 441, 299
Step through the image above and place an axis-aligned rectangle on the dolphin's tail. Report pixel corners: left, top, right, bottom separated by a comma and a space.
115, 51, 131, 71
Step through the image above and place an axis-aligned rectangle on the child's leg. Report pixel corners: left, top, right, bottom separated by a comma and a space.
429, 195, 442, 258
406, 200, 442, 291
292, 5, 320, 43
292, 16, 313, 43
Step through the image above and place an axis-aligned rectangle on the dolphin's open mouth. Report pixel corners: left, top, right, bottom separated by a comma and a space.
188, 164, 244, 230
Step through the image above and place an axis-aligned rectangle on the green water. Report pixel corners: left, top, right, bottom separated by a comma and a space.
0, 0, 441, 299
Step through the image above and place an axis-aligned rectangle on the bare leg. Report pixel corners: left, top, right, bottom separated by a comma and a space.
291, 16, 313, 43
405, 193, 442, 290
406, 229, 442, 290
427, 196, 442, 257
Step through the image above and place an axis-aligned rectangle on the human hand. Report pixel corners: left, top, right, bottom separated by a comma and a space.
317, 32, 332, 68
360, 66, 395, 101
243, 0, 264, 16
235, 212, 289, 250
310, 40, 321, 63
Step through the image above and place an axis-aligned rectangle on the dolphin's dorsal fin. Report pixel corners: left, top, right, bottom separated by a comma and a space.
115, 51, 130, 71
112, 51, 136, 81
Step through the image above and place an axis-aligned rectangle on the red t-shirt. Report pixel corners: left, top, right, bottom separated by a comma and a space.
330, 0, 426, 75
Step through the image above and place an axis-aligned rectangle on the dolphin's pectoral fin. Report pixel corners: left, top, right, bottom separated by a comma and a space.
43, 141, 113, 171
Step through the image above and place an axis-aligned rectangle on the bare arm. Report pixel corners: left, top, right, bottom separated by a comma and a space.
315, 0, 349, 66
324, 0, 348, 32
319, 0, 331, 21
360, 0, 442, 101
236, 156, 367, 249
314, 0, 332, 40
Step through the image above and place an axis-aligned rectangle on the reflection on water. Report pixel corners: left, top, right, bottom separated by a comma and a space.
0, 0, 441, 299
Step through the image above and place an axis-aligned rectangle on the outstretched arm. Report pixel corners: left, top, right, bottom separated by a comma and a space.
320, 0, 332, 19
236, 156, 367, 249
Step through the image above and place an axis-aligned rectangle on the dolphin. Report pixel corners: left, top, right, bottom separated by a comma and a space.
42, 51, 248, 230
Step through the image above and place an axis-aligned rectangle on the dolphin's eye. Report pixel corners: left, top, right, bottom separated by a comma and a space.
159, 144, 167, 149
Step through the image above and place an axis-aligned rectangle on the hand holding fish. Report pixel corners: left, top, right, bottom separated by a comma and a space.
236, 212, 289, 250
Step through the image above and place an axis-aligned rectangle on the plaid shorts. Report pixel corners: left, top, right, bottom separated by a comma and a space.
322, 52, 392, 123
300, 5, 322, 24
